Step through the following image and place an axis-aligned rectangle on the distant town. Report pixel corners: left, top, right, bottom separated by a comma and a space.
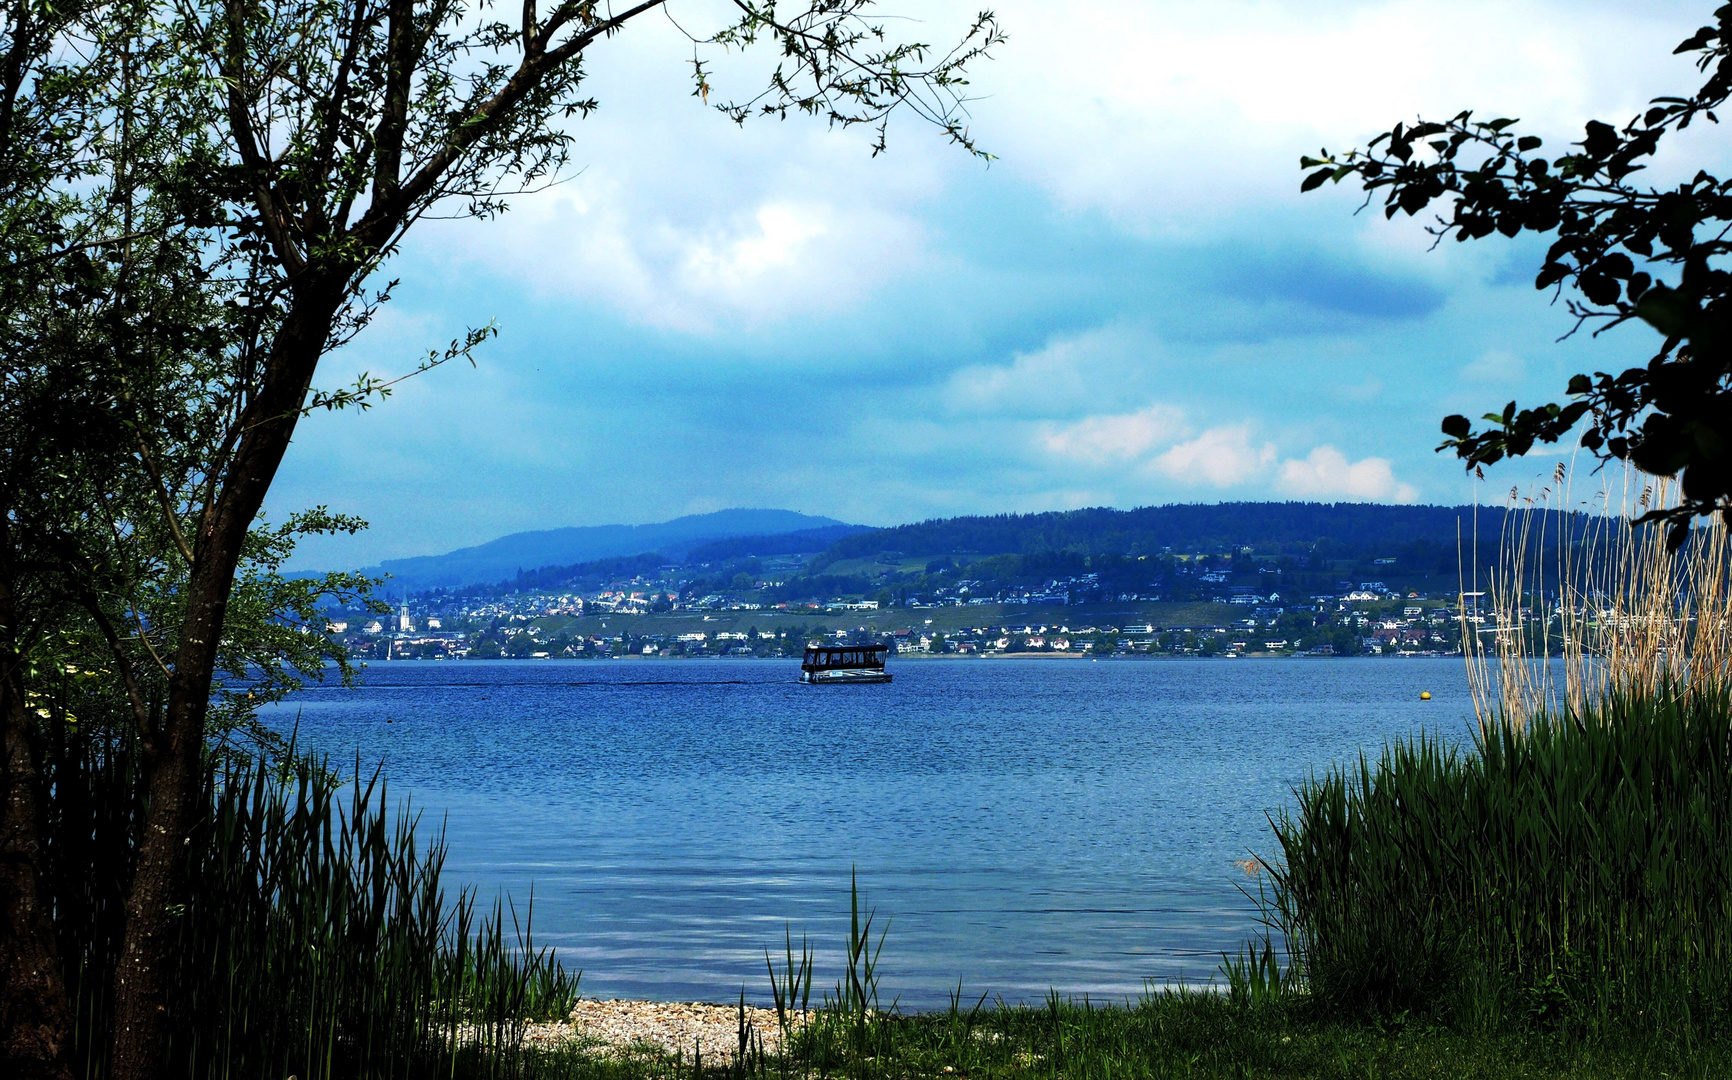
323, 549, 1472, 662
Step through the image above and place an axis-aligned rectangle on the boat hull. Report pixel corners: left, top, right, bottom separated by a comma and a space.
799, 668, 893, 684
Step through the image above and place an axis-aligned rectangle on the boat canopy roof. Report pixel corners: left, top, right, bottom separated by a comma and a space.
805, 644, 887, 656
802, 644, 888, 670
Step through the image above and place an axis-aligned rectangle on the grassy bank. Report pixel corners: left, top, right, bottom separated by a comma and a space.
1269, 685, 1732, 1035
517, 1000, 1729, 1080
44, 718, 579, 1079
503, 811, 1732, 1080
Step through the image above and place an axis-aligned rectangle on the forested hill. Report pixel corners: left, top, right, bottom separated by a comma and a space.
814, 503, 1521, 566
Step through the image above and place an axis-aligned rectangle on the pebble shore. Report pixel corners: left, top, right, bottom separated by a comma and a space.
525, 998, 795, 1059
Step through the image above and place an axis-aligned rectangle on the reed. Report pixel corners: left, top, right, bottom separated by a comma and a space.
1263, 472, 1732, 1033
41, 715, 579, 1079
517, 911, 1732, 1080
784, 871, 899, 1079
1269, 693, 1732, 1034
1463, 468, 1732, 727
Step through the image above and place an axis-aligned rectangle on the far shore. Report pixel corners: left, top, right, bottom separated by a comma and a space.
368, 651, 1463, 662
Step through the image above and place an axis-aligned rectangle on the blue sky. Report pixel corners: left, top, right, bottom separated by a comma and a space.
276, 0, 1726, 569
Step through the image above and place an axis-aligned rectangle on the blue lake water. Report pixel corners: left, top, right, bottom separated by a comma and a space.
262, 656, 1475, 1009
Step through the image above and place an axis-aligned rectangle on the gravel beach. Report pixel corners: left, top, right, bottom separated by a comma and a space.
525, 999, 796, 1059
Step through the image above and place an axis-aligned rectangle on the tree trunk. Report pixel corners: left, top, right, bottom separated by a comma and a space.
106, 285, 342, 1080
0, 567, 76, 1080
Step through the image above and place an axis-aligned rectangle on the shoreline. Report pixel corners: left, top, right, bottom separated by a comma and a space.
526, 998, 792, 1058
365, 651, 1464, 662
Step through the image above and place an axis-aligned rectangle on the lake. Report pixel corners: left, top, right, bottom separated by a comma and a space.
262, 656, 1474, 1009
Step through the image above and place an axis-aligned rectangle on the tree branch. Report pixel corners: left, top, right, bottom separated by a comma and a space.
307, 0, 374, 233
370, 0, 415, 207
0, 228, 164, 274
131, 434, 196, 566
221, 0, 305, 273
76, 591, 155, 730
354, 0, 667, 246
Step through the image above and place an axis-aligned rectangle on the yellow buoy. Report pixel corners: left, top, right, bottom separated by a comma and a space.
1420, 691, 1432, 700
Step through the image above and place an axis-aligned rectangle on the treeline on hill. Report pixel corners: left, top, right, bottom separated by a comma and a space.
683, 524, 872, 563
425, 503, 1612, 606
811, 503, 1529, 568
507, 553, 671, 594
783, 503, 1608, 605
437, 526, 870, 598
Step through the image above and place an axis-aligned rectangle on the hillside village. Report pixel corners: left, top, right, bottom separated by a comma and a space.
314, 504, 1548, 662
326, 562, 1468, 662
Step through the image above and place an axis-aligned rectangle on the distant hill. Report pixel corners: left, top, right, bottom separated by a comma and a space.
812, 503, 1524, 567
503, 524, 873, 593
684, 524, 871, 564
363, 501, 1567, 598
372, 509, 853, 590
644, 501, 1573, 608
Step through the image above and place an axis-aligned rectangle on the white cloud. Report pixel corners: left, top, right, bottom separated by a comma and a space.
974, 0, 1706, 233
1036, 404, 1421, 503
405, 1, 1717, 328
684, 204, 826, 283
1151, 424, 1278, 488
1462, 349, 1526, 384
946, 325, 1153, 417
1277, 446, 1419, 501
1040, 405, 1187, 463
434, 185, 927, 333
405, 6, 953, 333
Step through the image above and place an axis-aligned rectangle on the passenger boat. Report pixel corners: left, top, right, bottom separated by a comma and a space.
800, 644, 892, 684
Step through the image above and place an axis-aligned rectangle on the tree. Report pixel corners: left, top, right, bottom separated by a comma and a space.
0, 11, 372, 1059
0, 1, 1003, 1077
1300, 7, 1732, 542
0, 11, 113, 1069
0, 5, 316, 1073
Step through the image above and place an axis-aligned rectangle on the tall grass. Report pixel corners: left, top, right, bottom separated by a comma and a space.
781, 872, 900, 1079
39, 715, 579, 1079
1267, 471, 1732, 1035
526, 874, 1731, 1080
1463, 470, 1732, 725
1268, 687, 1732, 1031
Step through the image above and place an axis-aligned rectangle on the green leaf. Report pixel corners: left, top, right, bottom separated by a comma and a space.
1582, 120, 1619, 158
1634, 284, 1696, 337
1517, 136, 1543, 152
1301, 168, 1333, 192
1579, 272, 1621, 306
1675, 25, 1718, 53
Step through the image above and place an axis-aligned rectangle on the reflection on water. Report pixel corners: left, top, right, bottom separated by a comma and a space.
265, 657, 1472, 1008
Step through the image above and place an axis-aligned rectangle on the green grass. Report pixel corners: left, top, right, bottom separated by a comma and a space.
1267, 682, 1732, 1036
507, 992, 1732, 1080
43, 717, 580, 1080
499, 867, 1732, 1080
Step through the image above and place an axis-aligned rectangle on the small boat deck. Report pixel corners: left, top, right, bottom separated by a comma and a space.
800, 644, 892, 683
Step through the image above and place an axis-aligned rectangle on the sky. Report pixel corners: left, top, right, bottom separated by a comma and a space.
275, 0, 1728, 569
